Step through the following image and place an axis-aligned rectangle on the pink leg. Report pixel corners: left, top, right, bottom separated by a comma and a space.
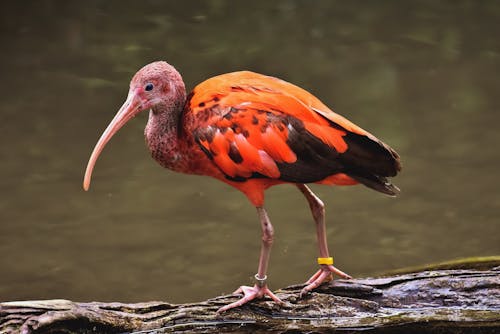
218, 207, 283, 313
297, 184, 352, 296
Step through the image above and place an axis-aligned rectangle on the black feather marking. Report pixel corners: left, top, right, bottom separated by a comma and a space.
200, 146, 213, 160
224, 172, 267, 182
225, 175, 247, 182
276, 117, 343, 183
193, 132, 213, 160
204, 126, 215, 143
228, 143, 243, 163
340, 132, 401, 177
230, 86, 245, 92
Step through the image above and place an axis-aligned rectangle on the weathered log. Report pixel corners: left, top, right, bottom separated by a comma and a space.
1, 257, 499, 334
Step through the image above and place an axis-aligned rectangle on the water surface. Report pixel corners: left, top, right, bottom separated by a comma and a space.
0, 1, 499, 303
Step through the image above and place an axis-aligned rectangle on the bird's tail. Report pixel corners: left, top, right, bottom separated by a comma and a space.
349, 173, 400, 196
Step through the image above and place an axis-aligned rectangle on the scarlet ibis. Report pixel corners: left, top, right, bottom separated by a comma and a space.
83, 61, 401, 312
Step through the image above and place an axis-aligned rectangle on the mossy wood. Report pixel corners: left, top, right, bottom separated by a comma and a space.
1, 257, 499, 333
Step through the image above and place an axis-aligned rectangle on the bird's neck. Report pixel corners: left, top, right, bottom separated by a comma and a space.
144, 92, 188, 172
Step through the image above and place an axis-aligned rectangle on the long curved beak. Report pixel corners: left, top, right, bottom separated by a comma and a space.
83, 90, 142, 191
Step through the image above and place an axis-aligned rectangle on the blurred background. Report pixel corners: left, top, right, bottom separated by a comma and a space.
0, 1, 498, 303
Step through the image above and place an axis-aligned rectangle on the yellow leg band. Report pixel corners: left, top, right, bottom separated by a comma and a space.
317, 257, 334, 265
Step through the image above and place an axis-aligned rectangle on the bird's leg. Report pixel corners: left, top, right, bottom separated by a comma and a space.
297, 184, 352, 296
218, 206, 283, 313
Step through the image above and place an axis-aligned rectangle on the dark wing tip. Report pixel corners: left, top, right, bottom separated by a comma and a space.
341, 132, 402, 178
388, 145, 402, 175
383, 182, 401, 197
350, 173, 401, 197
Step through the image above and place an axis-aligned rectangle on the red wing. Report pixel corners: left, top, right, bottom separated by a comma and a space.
193, 106, 298, 180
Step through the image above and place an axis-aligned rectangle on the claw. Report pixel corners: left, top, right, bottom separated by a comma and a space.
218, 284, 283, 313
301, 264, 352, 296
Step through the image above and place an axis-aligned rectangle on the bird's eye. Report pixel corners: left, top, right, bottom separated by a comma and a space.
144, 83, 154, 91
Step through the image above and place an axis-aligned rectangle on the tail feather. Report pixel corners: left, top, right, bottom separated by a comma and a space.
341, 131, 401, 178
336, 128, 401, 196
349, 173, 400, 196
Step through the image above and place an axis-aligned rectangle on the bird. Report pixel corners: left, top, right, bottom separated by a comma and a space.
83, 61, 401, 312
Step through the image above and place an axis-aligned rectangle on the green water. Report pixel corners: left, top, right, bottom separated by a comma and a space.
0, 1, 499, 303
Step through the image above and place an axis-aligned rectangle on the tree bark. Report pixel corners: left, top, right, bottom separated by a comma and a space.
1, 257, 499, 334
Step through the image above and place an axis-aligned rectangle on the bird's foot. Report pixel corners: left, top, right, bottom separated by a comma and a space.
218, 276, 283, 313
300, 264, 352, 297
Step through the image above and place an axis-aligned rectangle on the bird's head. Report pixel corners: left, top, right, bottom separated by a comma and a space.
83, 61, 185, 191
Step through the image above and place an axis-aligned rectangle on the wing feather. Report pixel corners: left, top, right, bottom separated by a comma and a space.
186, 71, 401, 194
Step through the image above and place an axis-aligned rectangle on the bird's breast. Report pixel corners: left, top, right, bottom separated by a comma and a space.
144, 121, 221, 178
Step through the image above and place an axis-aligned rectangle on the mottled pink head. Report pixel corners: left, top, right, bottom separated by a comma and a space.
83, 61, 185, 191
